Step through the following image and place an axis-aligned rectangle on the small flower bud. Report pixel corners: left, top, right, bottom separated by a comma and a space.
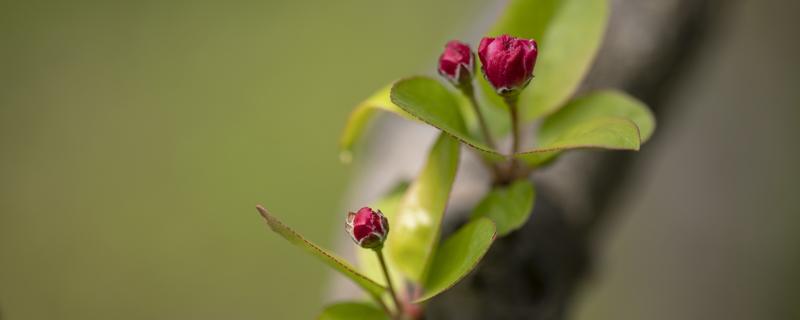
478, 34, 538, 95
438, 40, 475, 87
345, 207, 389, 249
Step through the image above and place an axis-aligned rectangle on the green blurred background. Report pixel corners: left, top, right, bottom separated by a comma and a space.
0, 1, 485, 319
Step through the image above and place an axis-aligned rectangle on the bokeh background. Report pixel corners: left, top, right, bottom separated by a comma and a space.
1, 0, 798, 319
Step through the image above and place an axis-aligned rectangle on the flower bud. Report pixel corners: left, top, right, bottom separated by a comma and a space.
345, 207, 389, 249
438, 40, 475, 87
478, 34, 538, 95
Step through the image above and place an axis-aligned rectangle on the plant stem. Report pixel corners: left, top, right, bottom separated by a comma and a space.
460, 82, 507, 182
503, 94, 521, 155
375, 248, 402, 318
461, 83, 497, 149
503, 94, 522, 183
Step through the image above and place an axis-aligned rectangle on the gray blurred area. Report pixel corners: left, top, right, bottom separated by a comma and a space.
574, 0, 800, 319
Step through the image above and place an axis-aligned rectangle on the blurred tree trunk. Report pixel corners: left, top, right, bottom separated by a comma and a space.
425, 1, 729, 319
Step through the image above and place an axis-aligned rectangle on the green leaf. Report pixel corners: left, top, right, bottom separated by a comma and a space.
516, 116, 640, 166
339, 84, 415, 163
387, 133, 461, 284
487, 0, 610, 122
516, 90, 654, 166
390, 77, 505, 161
415, 218, 497, 303
255, 206, 385, 298
318, 302, 388, 320
539, 90, 655, 143
471, 180, 535, 236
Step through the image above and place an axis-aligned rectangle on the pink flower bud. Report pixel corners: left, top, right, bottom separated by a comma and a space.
478, 34, 538, 95
345, 207, 389, 249
438, 40, 475, 87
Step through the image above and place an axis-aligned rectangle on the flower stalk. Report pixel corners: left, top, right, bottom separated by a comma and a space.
503, 93, 521, 155
460, 82, 497, 149
345, 207, 402, 318
375, 247, 402, 318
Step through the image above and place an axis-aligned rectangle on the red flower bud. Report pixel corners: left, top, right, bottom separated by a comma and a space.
438, 40, 475, 87
345, 207, 389, 249
478, 35, 538, 95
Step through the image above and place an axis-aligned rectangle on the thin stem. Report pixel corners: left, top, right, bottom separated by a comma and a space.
460, 82, 505, 181
375, 248, 402, 318
502, 94, 522, 183
461, 83, 497, 149
503, 94, 521, 154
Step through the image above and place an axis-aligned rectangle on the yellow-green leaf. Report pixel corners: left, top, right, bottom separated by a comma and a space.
387, 133, 461, 284
256, 206, 385, 298
339, 85, 415, 163
415, 218, 496, 303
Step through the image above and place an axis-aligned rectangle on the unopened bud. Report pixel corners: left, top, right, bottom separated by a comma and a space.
345, 207, 389, 249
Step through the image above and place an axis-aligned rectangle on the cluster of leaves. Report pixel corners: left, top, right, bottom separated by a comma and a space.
258, 0, 655, 319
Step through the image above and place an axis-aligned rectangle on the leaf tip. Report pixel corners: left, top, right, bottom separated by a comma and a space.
256, 205, 282, 235
256, 205, 271, 220
255, 204, 266, 213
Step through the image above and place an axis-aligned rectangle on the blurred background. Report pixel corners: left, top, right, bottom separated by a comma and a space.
1, 1, 797, 320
